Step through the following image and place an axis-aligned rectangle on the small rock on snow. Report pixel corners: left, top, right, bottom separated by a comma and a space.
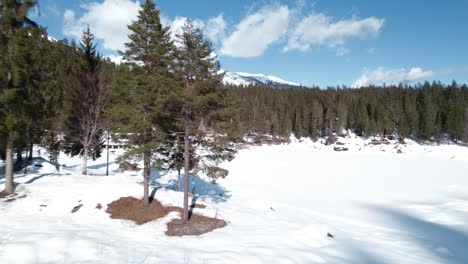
71, 204, 83, 213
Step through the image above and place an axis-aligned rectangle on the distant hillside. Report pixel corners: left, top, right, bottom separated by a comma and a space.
222, 71, 303, 88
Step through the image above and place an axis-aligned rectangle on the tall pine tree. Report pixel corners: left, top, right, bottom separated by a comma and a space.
109, 0, 180, 207
176, 21, 237, 222
0, 0, 44, 195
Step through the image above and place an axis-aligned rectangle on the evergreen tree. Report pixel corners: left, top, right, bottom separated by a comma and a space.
354, 98, 369, 136
40, 39, 78, 165
109, 0, 179, 207
176, 21, 236, 222
336, 102, 348, 135
310, 100, 323, 139
417, 84, 436, 140
403, 89, 418, 137
464, 107, 468, 142
446, 81, 465, 141
0, 0, 43, 195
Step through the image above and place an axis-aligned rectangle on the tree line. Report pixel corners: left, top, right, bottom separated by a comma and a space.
229, 82, 468, 143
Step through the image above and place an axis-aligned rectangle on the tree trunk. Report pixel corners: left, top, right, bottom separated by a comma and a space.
82, 147, 88, 175
28, 142, 33, 160
199, 117, 206, 131
106, 132, 110, 176
143, 149, 151, 207
25, 146, 29, 162
183, 125, 190, 222
15, 147, 23, 169
3, 132, 15, 194
15, 147, 25, 172
177, 168, 181, 192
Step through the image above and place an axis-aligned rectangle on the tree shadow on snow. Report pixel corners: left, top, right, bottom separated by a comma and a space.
57, 161, 117, 177
0, 173, 28, 184
150, 169, 230, 203
365, 205, 468, 264
323, 246, 389, 264
87, 162, 116, 171
0, 157, 58, 184
149, 187, 158, 204
188, 195, 200, 219
24, 173, 56, 184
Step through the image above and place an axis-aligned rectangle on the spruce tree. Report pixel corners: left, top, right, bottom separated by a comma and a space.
446, 81, 465, 141
109, 0, 179, 207
0, 0, 43, 195
40, 39, 78, 165
415, 83, 437, 140
353, 98, 368, 136
176, 21, 236, 222
464, 107, 468, 142
310, 100, 323, 139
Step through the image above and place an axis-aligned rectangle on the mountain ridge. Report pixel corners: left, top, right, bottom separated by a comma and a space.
222, 71, 303, 88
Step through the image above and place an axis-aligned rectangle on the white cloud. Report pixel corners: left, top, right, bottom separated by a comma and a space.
105, 54, 124, 64
221, 5, 290, 57
336, 47, 350, 56
284, 14, 384, 52
160, 14, 171, 28
206, 14, 227, 45
406, 68, 435, 82
62, 0, 221, 52
63, 0, 141, 51
62, 1, 385, 60
63, 9, 75, 23
353, 67, 435, 88
168, 16, 205, 41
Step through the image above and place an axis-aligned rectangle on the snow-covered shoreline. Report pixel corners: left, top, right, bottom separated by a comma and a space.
1, 138, 468, 263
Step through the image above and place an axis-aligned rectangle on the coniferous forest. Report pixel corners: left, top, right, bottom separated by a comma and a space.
230, 82, 468, 142
2, 1, 468, 190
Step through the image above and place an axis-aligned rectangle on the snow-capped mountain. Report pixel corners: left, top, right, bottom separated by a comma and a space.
222, 71, 302, 88
47, 36, 57, 42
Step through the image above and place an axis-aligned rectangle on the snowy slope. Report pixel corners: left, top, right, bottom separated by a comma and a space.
1, 138, 468, 263
223, 71, 302, 88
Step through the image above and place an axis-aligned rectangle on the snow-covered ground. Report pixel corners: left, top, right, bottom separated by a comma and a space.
1, 137, 468, 264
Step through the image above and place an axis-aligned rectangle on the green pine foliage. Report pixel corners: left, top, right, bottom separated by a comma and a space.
0, 0, 44, 138
121, 0, 174, 73
229, 82, 468, 142
108, 0, 181, 206
176, 21, 237, 180
446, 81, 465, 141
0, 0, 48, 193
175, 20, 238, 221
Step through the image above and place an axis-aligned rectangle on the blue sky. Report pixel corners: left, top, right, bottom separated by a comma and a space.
32, 0, 468, 88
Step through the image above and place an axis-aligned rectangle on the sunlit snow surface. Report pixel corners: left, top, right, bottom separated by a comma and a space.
1, 136, 468, 264
222, 71, 301, 87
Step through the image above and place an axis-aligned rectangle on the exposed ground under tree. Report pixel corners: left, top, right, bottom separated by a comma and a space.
106, 196, 226, 236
